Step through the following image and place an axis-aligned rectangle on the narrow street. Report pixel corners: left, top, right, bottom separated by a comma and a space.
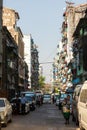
2, 104, 80, 130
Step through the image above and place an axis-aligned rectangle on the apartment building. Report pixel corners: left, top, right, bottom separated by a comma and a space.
23, 34, 39, 90
72, 8, 87, 83
3, 7, 25, 92
31, 38, 39, 90
53, 3, 87, 91
66, 3, 87, 63
1, 26, 18, 99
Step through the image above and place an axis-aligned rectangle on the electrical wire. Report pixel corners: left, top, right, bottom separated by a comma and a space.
39, 62, 53, 64
40, 47, 57, 64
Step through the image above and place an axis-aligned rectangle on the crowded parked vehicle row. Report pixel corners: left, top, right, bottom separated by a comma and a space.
0, 90, 44, 129
0, 83, 87, 130
54, 81, 87, 130
55, 87, 80, 125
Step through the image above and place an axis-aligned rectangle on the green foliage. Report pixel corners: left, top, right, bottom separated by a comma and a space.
39, 76, 45, 88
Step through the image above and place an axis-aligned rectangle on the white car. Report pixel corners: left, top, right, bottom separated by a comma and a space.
0, 98, 12, 127
43, 94, 51, 104
78, 81, 87, 130
55, 98, 60, 106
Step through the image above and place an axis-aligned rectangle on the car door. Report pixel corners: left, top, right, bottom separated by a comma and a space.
81, 89, 87, 125
79, 88, 87, 126
5, 99, 12, 121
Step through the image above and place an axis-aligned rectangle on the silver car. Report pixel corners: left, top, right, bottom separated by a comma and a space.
0, 98, 12, 127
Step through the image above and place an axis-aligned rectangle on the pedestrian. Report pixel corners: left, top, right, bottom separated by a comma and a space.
15, 94, 20, 115
41, 95, 43, 105
62, 95, 71, 125
52, 95, 55, 104
21, 93, 27, 115
37, 95, 41, 107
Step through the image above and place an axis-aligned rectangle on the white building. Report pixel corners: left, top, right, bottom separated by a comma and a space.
23, 34, 31, 88
39, 65, 43, 76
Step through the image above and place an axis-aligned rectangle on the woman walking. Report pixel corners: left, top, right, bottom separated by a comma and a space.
62, 95, 71, 125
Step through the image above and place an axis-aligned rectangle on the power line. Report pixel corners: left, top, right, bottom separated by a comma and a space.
41, 47, 57, 63
39, 62, 53, 64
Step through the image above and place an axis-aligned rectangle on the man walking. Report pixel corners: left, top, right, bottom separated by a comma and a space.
21, 94, 27, 115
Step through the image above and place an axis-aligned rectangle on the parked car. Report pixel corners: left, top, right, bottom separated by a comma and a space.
78, 81, 87, 130
43, 94, 51, 104
21, 91, 36, 111
0, 98, 12, 127
24, 94, 36, 111
55, 94, 60, 106
55, 98, 60, 106
10, 97, 30, 114
0, 116, 1, 130
72, 84, 82, 125
54, 94, 60, 102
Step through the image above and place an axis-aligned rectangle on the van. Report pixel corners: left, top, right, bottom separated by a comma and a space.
72, 84, 82, 125
78, 81, 87, 130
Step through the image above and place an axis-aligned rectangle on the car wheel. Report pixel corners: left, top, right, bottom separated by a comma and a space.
79, 123, 84, 130
9, 114, 12, 123
0, 122, 1, 130
4, 116, 8, 127
79, 119, 84, 130
76, 118, 79, 126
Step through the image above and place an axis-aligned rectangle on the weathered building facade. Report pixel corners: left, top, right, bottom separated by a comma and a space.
72, 10, 87, 84
3, 7, 25, 92
23, 34, 39, 90
53, 3, 87, 91
0, 26, 18, 99
31, 38, 39, 90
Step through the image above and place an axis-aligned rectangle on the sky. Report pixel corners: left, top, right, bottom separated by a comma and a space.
3, 0, 87, 83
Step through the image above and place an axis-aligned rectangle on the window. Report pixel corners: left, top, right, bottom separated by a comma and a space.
0, 100, 5, 107
80, 89, 87, 103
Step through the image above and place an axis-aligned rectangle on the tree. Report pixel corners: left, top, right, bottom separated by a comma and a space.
39, 76, 45, 89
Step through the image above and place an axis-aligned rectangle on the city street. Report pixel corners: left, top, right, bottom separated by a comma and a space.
2, 104, 80, 130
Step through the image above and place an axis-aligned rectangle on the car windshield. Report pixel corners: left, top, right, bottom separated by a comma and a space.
44, 95, 51, 98
25, 93, 35, 97
25, 96, 33, 101
60, 94, 67, 99
0, 100, 5, 107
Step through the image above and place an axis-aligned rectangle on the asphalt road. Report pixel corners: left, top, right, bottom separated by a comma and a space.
2, 104, 80, 130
